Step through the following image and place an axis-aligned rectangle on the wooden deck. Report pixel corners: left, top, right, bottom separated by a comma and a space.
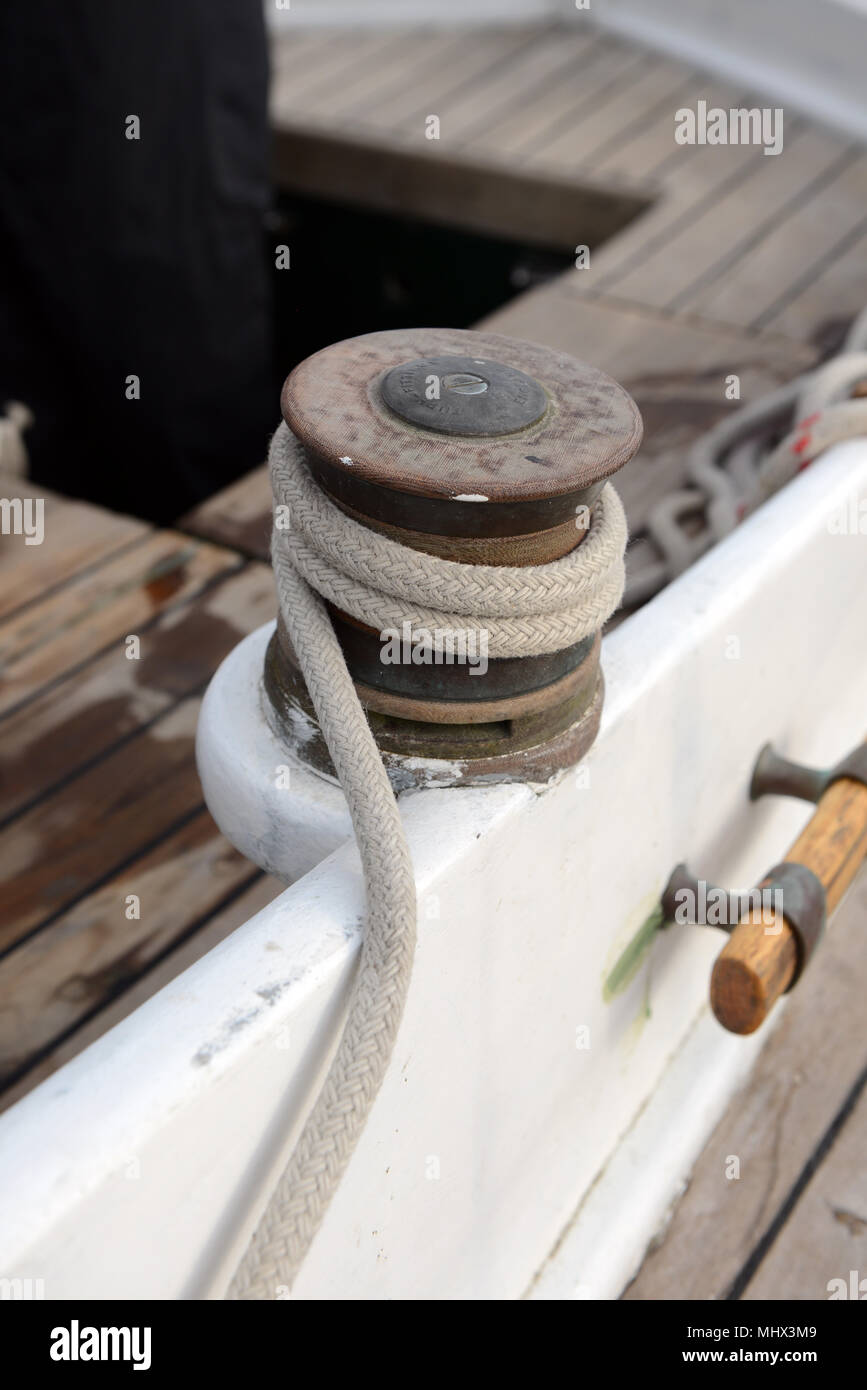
190, 20, 866, 560
2, 17, 865, 1296
0, 484, 285, 1111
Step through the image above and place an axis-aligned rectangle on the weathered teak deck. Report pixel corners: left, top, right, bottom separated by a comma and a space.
0, 485, 285, 1111
190, 20, 867, 558
1, 17, 865, 1297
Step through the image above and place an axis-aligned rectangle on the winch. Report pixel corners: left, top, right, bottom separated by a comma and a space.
263, 327, 642, 785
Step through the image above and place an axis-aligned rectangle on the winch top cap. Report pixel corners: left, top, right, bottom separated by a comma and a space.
380, 354, 549, 437
281, 327, 642, 534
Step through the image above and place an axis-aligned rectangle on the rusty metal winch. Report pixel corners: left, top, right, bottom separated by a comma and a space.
264, 327, 642, 785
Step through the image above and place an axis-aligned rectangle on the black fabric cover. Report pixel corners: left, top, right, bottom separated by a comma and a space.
0, 1, 273, 522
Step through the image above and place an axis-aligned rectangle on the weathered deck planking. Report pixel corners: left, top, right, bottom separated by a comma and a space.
333, 32, 512, 134
527, 54, 696, 173
582, 67, 707, 179
0, 563, 275, 825
581, 126, 771, 297
461, 31, 616, 159
255, 17, 866, 557
742, 1069, 867, 1301
0, 530, 242, 719
621, 130, 857, 312
270, 30, 405, 111
420, 29, 599, 153
268, 21, 867, 346
311, 32, 467, 126
0, 485, 148, 623
0, 870, 284, 1116
1, 698, 206, 950
0, 498, 278, 1096
0, 809, 265, 1092
269, 23, 654, 231
179, 471, 272, 562
691, 154, 867, 330
760, 223, 867, 341
359, 29, 539, 142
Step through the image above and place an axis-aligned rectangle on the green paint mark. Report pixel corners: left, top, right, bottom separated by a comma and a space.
642, 957, 653, 1020
623, 962, 655, 1053
603, 902, 665, 1002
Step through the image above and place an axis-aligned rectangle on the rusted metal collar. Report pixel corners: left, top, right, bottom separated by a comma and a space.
750, 740, 867, 804
761, 861, 826, 990
661, 859, 826, 990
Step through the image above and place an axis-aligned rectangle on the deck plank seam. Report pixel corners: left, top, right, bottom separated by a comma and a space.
579, 69, 707, 174
320, 32, 479, 125
666, 144, 865, 315
552, 284, 819, 358
0, 658, 235, 837
271, 28, 417, 112
440, 30, 614, 159
725, 1050, 867, 1300
644, 87, 788, 183
297, 28, 456, 113
0, 861, 267, 1099
754, 211, 867, 333
441, 33, 611, 154
321, 29, 542, 133
386, 27, 548, 139
0, 799, 208, 968
0, 552, 247, 728
512, 49, 654, 165
173, 515, 269, 563
585, 120, 808, 297
0, 527, 157, 629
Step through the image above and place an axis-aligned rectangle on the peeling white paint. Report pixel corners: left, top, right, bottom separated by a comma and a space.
390, 754, 467, 789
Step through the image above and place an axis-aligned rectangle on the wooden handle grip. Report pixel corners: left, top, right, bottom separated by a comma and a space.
710, 748, 867, 1035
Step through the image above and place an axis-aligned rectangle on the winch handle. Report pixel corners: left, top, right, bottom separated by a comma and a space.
710, 736, 867, 1034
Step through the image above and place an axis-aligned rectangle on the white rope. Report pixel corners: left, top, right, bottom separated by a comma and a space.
227, 423, 627, 1299
0, 401, 33, 478
627, 307, 867, 604
270, 424, 628, 656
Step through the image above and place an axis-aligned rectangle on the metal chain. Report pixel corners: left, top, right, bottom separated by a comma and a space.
625, 308, 867, 607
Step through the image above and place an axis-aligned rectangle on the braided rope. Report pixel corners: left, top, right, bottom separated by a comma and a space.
270, 424, 628, 656
228, 423, 627, 1299
627, 306, 867, 605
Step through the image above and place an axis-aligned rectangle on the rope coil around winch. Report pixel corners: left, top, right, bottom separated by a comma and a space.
269, 423, 629, 654
227, 422, 628, 1299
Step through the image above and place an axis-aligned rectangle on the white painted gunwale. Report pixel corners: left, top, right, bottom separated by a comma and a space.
0, 440, 865, 1299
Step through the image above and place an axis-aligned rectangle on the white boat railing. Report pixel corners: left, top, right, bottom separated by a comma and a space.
1, 440, 866, 1300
